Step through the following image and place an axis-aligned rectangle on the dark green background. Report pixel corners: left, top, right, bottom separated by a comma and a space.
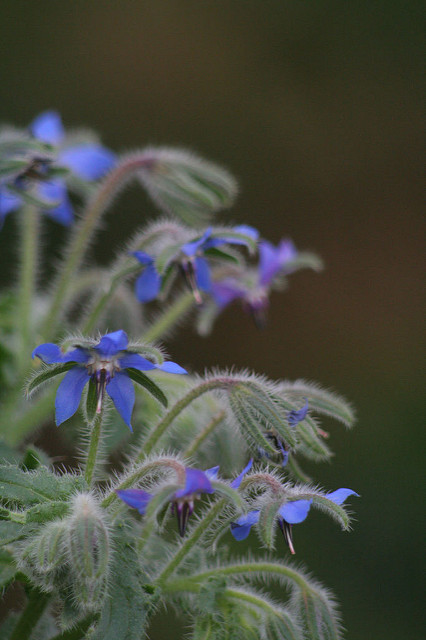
0, 2, 424, 639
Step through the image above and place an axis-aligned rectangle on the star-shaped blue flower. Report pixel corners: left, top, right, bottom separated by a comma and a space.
212, 238, 298, 327
32, 330, 186, 430
0, 110, 116, 228
230, 487, 358, 554
132, 225, 258, 304
117, 459, 253, 536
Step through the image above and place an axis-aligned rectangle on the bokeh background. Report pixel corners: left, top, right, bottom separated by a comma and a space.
0, 2, 424, 639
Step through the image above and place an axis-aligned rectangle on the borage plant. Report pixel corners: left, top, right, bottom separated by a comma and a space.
0, 111, 358, 640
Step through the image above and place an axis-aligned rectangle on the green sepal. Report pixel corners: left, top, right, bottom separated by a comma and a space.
85, 378, 98, 424
6, 183, 60, 210
257, 498, 283, 550
126, 368, 168, 407
204, 247, 240, 264
210, 481, 247, 513
25, 362, 76, 398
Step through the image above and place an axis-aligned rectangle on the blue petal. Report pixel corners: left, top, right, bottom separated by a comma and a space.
174, 468, 213, 498
326, 488, 359, 505
30, 111, 64, 145
195, 256, 211, 292
118, 353, 156, 371
106, 371, 135, 431
55, 366, 89, 425
230, 458, 253, 489
95, 330, 128, 356
32, 343, 64, 364
212, 280, 244, 308
233, 225, 259, 241
116, 489, 153, 515
279, 499, 312, 524
135, 263, 161, 303
131, 251, 154, 266
205, 466, 220, 480
37, 180, 74, 226
230, 510, 260, 541
258, 240, 282, 286
287, 400, 309, 428
62, 348, 90, 364
156, 361, 187, 374
0, 188, 22, 220
204, 226, 259, 249
58, 145, 116, 180
181, 228, 213, 257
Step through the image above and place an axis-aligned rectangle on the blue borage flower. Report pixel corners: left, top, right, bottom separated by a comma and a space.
231, 488, 359, 554
131, 225, 259, 304
0, 110, 116, 228
212, 238, 298, 327
117, 459, 253, 536
32, 330, 186, 430
258, 400, 310, 467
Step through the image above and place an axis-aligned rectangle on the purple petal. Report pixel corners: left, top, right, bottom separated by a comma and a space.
230, 458, 253, 489
326, 488, 359, 505
116, 489, 153, 514
95, 330, 128, 356
106, 371, 135, 431
181, 228, 213, 257
205, 466, 220, 480
174, 468, 213, 499
0, 188, 22, 219
279, 499, 312, 524
135, 263, 161, 303
287, 399, 309, 428
156, 361, 187, 375
230, 510, 260, 541
118, 353, 156, 371
32, 343, 64, 364
30, 111, 64, 145
55, 366, 89, 425
233, 225, 259, 241
195, 256, 211, 292
212, 280, 244, 308
259, 238, 298, 286
131, 251, 154, 266
62, 348, 90, 364
37, 180, 74, 226
58, 145, 116, 180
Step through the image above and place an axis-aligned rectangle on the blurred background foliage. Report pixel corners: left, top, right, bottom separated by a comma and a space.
0, 2, 424, 639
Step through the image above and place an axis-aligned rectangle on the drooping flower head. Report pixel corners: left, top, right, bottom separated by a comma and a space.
0, 110, 116, 228
117, 459, 253, 536
131, 225, 258, 304
257, 400, 310, 468
31, 330, 186, 430
231, 487, 358, 554
212, 238, 298, 328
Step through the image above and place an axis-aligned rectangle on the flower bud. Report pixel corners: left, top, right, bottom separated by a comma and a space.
67, 493, 110, 611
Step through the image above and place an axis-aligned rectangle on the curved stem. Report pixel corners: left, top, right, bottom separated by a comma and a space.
84, 412, 104, 487
141, 290, 195, 344
17, 205, 39, 371
41, 154, 153, 340
137, 378, 235, 459
10, 586, 50, 640
156, 499, 225, 586
183, 410, 226, 459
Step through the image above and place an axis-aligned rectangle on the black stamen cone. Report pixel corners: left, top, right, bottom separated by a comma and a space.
175, 502, 192, 537
278, 518, 296, 555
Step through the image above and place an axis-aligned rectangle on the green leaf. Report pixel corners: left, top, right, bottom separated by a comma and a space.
21, 446, 51, 471
0, 549, 17, 590
0, 439, 22, 465
0, 464, 87, 508
279, 381, 355, 428
126, 368, 168, 407
0, 521, 33, 546
88, 524, 156, 640
25, 363, 76, 398
292, 589, 342, 640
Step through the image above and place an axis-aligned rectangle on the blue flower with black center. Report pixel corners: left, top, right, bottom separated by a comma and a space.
32, 330, 186, 430
230, 488, 358, 554
212, 238, 298, 327
117, 459, 253, 536
0, 110, 116, 228
131, 225, 258, 304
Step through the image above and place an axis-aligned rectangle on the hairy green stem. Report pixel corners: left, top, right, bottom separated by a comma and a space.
48, 616, 96, 640
84, 412, 104, 487
183, 410, 226, 459
17, 205, 39, 371
141, 290, 195, 343
137, 378, 235, 459
41, 155, 152, 340
9, 586, 50, 640
156, 499, 225, 586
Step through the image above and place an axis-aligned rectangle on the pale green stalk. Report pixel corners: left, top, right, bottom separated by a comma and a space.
141, 290, 195, 343
84, 412, 104, 487
182, 410, 226, 459
17, 205, 39, 371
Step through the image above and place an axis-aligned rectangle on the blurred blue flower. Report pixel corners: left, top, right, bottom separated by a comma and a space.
231, 487, 358, 554
132, 225, 258, 304
212, 238, 298, 327
0, 110, 116, 228
117, 459, 253, 536
32, 329, 186, 430
287, 399, 309, 428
